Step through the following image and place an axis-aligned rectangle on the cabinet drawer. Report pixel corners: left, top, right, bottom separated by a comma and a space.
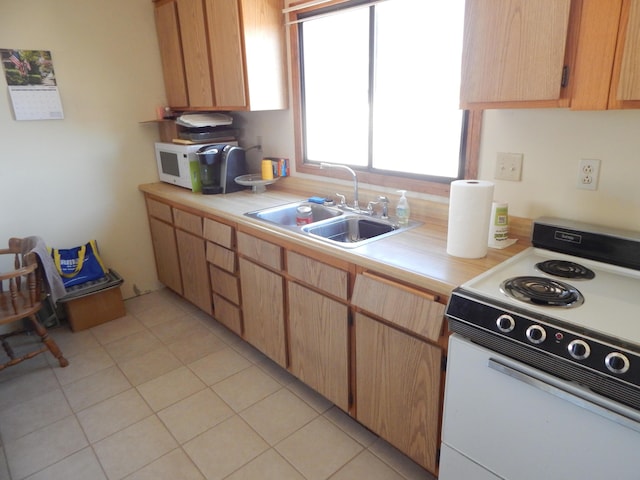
146, 198, 173, 223
213, 293, 242, 336
206, 242, 235, 273
237, 231, 282, 271
204, 218, 234, 248
351, 273, 444, 342
210, 265, 240, 304
287, 251, 348, 300
173, 209, 203, 236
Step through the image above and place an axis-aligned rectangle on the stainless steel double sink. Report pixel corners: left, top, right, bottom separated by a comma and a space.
244, 201, 421, 248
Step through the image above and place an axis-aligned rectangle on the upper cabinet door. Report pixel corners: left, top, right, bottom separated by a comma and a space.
176, 0, 214, 107
460, 0, 572, 107
155, 1, 188, 107
613, 0, 640, 105
153, 0, 286, 111
570, 0, 623, 110
206, 0, 247, 108
239, 0, 288, 111
572, 0, 640, 109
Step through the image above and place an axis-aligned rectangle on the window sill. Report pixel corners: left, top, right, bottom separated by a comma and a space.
296, 163, 454, 197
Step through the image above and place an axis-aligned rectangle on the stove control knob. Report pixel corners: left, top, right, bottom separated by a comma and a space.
605, 352, 630, 374
567, 340, 590, 360
526, 325, 546, 344
496, 315, 515, 333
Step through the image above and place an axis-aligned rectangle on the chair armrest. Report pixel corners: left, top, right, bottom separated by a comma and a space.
0, 263, 37, 282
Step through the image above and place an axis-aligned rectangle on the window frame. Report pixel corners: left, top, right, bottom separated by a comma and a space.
287, 0, 481, 197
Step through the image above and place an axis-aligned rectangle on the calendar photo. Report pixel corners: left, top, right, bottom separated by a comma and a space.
1, 49, 56, 86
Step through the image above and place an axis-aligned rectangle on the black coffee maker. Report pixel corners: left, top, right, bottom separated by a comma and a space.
196, 144, 248, 194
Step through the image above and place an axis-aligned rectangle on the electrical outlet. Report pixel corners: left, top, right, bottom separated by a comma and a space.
494, 153, 523, 181
577, 159, 600, 190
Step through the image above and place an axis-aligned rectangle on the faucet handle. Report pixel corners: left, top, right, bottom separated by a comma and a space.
376, 196, 389, 219
335, 193, 346, 207
366, 201, 378, 215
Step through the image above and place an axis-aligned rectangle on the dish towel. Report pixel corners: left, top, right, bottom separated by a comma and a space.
21, 236, 67, 303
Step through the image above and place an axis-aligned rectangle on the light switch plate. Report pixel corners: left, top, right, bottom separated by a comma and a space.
495, 152, 523, 181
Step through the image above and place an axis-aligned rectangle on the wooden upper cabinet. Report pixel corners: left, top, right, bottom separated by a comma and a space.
239, 0, 288, 111
462, 0, 640, 110
177, 0, 215, 107
570, 0, 623, 110
153, 0, 287, 111
154, 1, 188, 107
460, 0, 573, 107
611, 0, 640, 107
561, 0, 640, 109
206, 0, 247, 107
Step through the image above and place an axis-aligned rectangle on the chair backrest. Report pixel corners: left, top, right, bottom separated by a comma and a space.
0, 238, 43, 324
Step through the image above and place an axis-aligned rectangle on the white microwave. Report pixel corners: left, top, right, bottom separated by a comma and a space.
155, 141, 239, 191
155, 142, 202, 191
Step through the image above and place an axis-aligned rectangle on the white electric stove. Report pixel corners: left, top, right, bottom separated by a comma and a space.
440, 217, 640, 480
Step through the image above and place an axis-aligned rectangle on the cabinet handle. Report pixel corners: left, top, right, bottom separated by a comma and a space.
561, 65, 570, 88
488, 358, 640, 433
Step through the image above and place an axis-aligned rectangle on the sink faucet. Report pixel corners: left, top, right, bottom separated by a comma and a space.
320, 163, 359, 210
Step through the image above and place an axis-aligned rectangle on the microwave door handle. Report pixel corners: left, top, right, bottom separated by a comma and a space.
487, 358, 640, 433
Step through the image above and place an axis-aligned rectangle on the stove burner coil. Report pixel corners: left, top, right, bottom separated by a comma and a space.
535, 260, 595, 280
500, 276, 585, 307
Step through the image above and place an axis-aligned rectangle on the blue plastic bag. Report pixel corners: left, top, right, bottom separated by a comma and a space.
51, 240, 108, 288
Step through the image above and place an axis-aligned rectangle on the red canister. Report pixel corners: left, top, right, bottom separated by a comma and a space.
296, 205, 313, 225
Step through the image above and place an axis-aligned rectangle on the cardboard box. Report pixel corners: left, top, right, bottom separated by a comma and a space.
58, 270, 126, 332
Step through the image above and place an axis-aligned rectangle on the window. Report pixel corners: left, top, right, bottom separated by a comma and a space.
289, 0, 480, 195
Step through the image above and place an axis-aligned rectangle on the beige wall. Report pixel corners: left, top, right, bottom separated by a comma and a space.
479, 108, 640, 231
0, 0, 165, 298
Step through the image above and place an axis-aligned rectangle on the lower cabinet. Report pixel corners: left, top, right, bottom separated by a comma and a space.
355, 312, 442, 473
287, 281, 349, 411
144, 196, 211, 314
147, 216, 182, 294
144, 193, 446, 475
175, 229, 211, 314
238, 257, 287, 367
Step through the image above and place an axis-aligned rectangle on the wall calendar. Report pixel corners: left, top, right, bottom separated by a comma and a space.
1, 49, 64, 121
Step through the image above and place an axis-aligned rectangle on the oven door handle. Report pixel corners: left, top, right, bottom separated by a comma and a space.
488, 358, 640, 434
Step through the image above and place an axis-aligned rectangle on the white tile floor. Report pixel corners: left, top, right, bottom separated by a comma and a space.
0, 289, 437, 480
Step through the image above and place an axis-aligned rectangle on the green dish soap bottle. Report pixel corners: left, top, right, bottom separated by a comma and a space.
396, 190, 410, 225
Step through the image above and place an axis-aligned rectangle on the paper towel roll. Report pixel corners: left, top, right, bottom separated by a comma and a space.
447, 180, 495, 258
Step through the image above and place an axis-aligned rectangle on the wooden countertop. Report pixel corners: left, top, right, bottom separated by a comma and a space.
139, 181, 532, 298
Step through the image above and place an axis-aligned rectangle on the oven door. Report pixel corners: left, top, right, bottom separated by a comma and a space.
440, 334, 640, 480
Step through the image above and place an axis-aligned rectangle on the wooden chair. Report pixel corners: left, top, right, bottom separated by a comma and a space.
0, 238, 68, 370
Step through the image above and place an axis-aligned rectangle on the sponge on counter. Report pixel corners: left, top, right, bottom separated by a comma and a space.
308, 196, 329, 204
